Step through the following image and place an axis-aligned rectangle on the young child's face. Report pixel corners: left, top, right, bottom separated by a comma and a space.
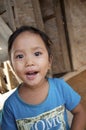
10, 31, 52, 87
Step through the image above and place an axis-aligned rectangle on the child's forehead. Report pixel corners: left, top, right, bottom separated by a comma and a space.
11, 37, 48, 55
12, 32, 47, 49
14, 31, 42, 42
11, 31, 50, 54
17, 31, 40, 38
14, 31, 43, 43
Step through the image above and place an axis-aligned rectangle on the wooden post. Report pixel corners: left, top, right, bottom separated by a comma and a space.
4, 0, 16, 31
32, 0, 45, 31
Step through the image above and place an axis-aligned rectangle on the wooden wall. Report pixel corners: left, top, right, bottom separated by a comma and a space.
0, 0, 86, 74
64, 0, 86, 70
0, 17, 12, 62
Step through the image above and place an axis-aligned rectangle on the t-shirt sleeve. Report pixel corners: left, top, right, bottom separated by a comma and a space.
62, 79, 81, 111
1, 101, 17, 130
58, 78, 81, 111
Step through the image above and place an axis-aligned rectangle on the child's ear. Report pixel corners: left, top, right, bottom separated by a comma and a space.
49, 55, 53, 65
47, 56, 53, 78
48, 55, 53, 71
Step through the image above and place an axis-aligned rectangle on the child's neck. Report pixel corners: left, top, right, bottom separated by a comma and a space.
18, 79, 49, 105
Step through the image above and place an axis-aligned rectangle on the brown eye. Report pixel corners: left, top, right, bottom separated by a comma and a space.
34, 52, 42, 56
16, 54, 24, 59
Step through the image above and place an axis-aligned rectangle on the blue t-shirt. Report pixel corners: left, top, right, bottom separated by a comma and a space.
1, 78, 81, 130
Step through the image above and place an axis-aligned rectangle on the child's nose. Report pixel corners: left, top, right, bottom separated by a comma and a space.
25, 56, 34, 66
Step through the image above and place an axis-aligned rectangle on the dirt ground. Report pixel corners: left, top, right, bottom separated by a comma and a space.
67, 70, 86, 111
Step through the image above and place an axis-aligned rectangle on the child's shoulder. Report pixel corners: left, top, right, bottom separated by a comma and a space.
4, 88, 17, 106
48, 77, 72, 91
48, 77, 65, 85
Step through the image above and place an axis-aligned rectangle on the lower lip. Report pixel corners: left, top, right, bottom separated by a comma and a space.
26, 73, 37, 80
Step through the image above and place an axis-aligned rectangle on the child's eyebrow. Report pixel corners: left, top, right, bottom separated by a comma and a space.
32, 47, 45, 51
13, 47, 45, 54
13, 50, 24, 54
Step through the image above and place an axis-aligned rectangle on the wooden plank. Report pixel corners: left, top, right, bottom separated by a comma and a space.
67, 70, 86, 114
3, 61, 20, 90
54, 0, 71, 72
64, 0, 86, 70
3, 62, 12, 90
0, 16, 12, 42
11, 0, 37, 27
0, 67, 8, 93
13, 0, 44, 29
0, 0, 5, 15
31, 0, 45, 30
40, 0, 71, 74
0, 16, 12, 62
63, 65, 86, 81
7, 64, 19, 89
4, 0, 16, 31
6, 61, 22, 84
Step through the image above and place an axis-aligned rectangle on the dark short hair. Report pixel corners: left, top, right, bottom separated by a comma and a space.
8, 26, 53, 59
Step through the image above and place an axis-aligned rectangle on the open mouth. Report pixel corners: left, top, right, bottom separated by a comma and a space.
26, 71, 38, 76
25, 71, 38, 79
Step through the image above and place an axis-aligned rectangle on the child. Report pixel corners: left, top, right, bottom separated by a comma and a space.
1, 26, 86, 130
